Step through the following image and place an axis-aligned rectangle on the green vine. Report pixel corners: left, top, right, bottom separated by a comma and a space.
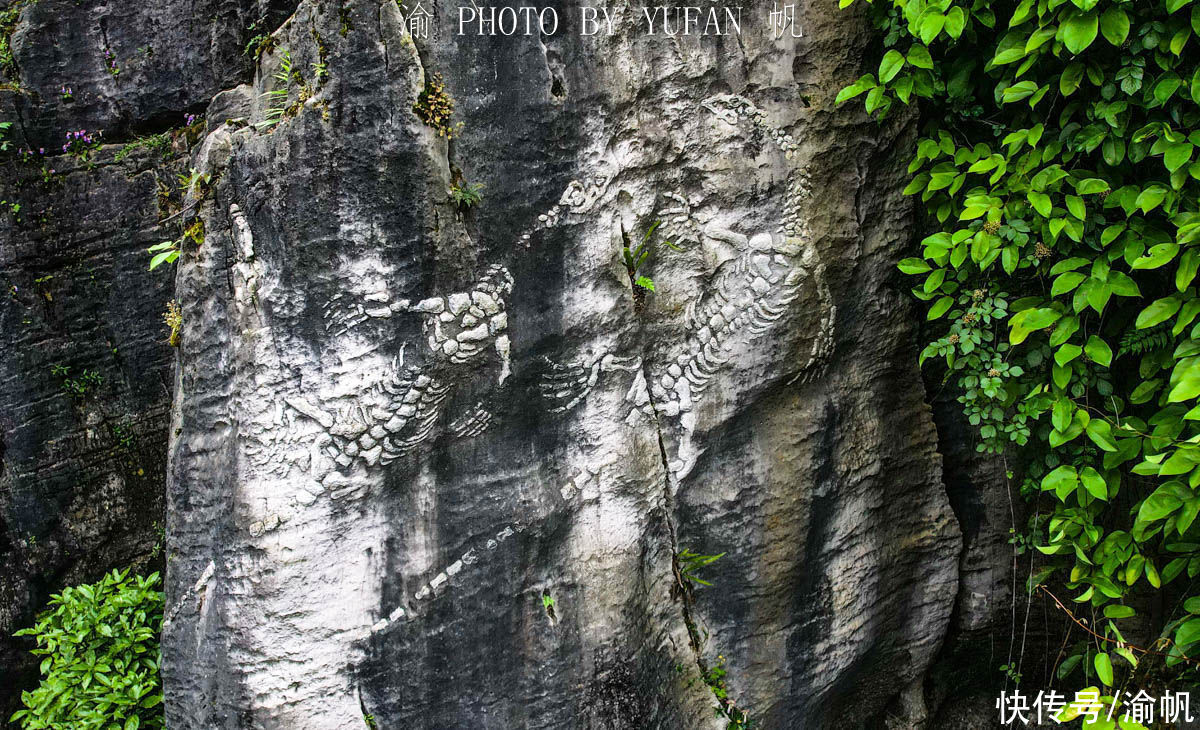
837, 0, 1200, 700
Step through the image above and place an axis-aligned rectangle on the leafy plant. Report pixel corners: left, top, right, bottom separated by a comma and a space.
61, 129, 101, 161
0, 0, 33, 81
621, 221, 680, 295
10, 569, 164, 730
449, 180, 484, 208
413, 73, 459, 138
102, 47, 119, 77
177, 169, 211, 196
163, 299, 182, 347
677, 548, 724, 588
50, 364, 103, 399
541, 591, 558, 623
258, 50, 303, 131
244, 33, 275, 59
148, 219, 202, 271
113, 132, 171, 163
837, 0, 1200, 690
688, 655, 753, 729
146, 240, 179, 271
2, 197, 20, 221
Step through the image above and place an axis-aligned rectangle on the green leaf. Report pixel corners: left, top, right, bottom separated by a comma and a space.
923, 268, 945, 293
1164, 142, 1194, 172
927, 296, 954, 320
879, 50, 904, 83
1086, 419, 1118, 452
1080, 467, 1107, 500
1052, 398, 1073, 432
1129, 243, 1179, 270
1085, 335, 1112, 367
1099, 8, 1130, 45
865, 86, 886, 115
1042, 465, 1078, 498
1094, 652, 1113, 686
1055, 343, 1082, 366
1061, 12, 1099, 54
148, 250, 179, 271
944, 6, 966, 37
1076, 177, 1110, 194
1154, 75, 1184, 105
1060, 62, 1085, 94
898, 257, 931, 274
1010, 0, 1035, 26
835, 75, 878, 104
1066, 195, 1086, 220
1169, 374, 1200, 402
1010, 307, 1062, 344
1138, 485, 1183, 521
906, 45, 934, 69
1136, 296, 1182, 328
1002, 80, 1039, 103
919, 12, 946, 44
1178, 249, 1200, 290
1104, 605, 1135, 619
1130, 379, 1162, 404
1051, 272, 1086, 296
1136, 185, 1169, 212
1028, 191, 1052, 216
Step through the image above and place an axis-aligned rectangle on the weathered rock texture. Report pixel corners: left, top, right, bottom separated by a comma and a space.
0, 0, 293, 720
0, 134, 174, 720
161, 0, 963, 727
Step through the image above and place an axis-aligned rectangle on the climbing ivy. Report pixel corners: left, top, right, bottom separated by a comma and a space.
838, 0, 1200, 693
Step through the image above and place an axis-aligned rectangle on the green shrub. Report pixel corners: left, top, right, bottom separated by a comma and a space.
11, 569, 164, 730
836, 0, 1200, 695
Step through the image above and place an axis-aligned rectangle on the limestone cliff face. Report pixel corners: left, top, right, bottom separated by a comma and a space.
0, 0, 286, 720
160, 1, 962, 728
0, 150, 173, 723
0, 0, 970, 727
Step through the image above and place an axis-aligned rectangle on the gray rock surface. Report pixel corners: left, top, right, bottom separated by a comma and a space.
0, 143, 176, 721
0, 0, 252, 716
161, 1, 963, 728
7, 0, 295, 147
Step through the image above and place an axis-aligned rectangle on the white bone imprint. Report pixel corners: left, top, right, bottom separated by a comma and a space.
367, 521, 528, 637
235, 94, 840, 637
539, 352, 643, 413
286, 265, 514, 484
449, 401, 494, 439
540, 94, 837, 478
